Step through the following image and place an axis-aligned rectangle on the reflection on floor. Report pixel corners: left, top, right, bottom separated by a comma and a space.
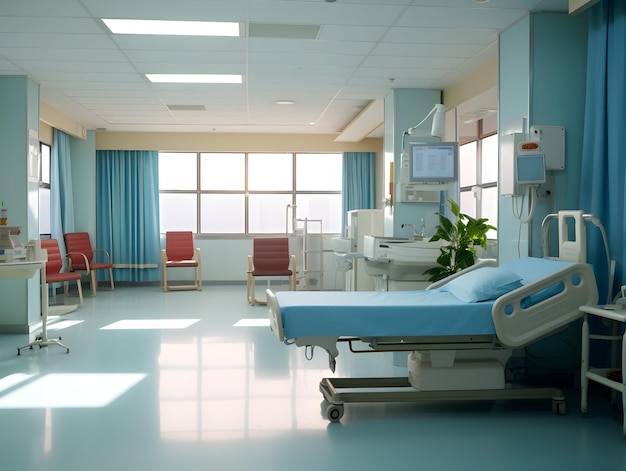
0, 284, 625, 471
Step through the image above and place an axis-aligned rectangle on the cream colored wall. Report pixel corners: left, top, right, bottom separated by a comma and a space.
442, 57, 498, 111
96, 131, 381, 153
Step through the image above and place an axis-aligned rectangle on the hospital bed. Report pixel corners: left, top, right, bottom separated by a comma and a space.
266, 257, 598, 422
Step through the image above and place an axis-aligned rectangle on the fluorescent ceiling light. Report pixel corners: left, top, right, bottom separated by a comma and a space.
146, 74, 242, 84
102, 19, 239, 37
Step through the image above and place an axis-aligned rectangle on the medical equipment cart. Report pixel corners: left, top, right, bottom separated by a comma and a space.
580, 304, 626, 435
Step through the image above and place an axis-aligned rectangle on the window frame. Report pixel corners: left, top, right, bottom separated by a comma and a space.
458, 117, 498, 238
39, 142, 51, 237
158, 151, 343, 237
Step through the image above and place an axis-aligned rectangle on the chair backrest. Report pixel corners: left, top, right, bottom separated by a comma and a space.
64, 232, 94, 263
41, 238, 63, 275
253, 238, 290, 272
165, 231, 195, 261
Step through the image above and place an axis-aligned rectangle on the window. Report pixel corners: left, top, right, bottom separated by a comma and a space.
39, 143, 51, 236
458, 114, 498, 239
158, 152, 343, 235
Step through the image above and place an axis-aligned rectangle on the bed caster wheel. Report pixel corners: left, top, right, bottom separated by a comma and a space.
552, 399, 567, 415
321, 400, 344, 423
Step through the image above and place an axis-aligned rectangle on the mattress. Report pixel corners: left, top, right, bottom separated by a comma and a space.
276, 289, 495, 339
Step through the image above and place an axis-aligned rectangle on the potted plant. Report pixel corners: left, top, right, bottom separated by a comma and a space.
424, 198, 496, 282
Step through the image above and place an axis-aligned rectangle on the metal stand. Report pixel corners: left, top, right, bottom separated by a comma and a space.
17, 267, 69, 355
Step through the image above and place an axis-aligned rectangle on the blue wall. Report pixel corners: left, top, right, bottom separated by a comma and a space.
0, 76, 41, 332
498, 12, 589, 380
499, 12, 588, 263
385, 88, 445, 239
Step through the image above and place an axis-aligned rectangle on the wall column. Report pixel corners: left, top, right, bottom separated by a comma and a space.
0, 76, 41, 333
384, 88, 443, 239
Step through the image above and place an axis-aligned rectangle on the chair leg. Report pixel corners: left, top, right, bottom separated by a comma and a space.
91, 271, 97, 297
76, 280, 83, 306
250, 276, 256, 305
108, 267, 115, 290
246, 274, 251, 303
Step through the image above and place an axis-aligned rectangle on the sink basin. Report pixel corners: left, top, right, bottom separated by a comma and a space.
330, 237, 352, 254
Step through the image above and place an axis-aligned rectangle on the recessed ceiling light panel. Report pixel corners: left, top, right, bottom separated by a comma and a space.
146, 74, 242, 84
102, 19, 240, 37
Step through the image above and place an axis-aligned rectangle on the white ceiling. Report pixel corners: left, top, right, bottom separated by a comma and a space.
0, 0, 569, 140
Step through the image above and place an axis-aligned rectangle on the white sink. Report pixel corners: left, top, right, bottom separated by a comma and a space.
330, 236, 352, 254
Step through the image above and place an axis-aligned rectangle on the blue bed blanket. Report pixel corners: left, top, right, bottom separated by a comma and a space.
277, 289, 495, 339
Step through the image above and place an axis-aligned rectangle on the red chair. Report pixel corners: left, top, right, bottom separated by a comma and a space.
41, 238, 85, 306
161, 231, 202, 291
247, 237, 296, 305
64, 232, 114, 296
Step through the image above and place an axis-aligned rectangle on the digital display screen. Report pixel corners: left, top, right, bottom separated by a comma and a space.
516, 153, 546, 185
410, 143, 457, 183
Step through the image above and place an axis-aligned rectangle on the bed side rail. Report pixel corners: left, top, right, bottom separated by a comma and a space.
492, 262, 598, 348
266, 289, 285, 342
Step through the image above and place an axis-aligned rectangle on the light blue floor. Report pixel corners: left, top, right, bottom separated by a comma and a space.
0, 284, 625, 471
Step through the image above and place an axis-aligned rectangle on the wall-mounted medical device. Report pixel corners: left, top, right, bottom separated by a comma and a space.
500, 126, 565, 197
397, 141, 458, 202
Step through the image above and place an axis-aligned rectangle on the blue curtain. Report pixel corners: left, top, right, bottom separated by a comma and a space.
96, 150, 161, 282
341, 152, 376, 234
579, 0, 626, 301
50, 129, 75, 255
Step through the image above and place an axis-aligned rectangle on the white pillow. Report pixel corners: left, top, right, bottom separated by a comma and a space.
443, 266, 523, 303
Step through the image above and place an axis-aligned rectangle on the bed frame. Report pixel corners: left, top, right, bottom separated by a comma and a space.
266, 260, 598, 422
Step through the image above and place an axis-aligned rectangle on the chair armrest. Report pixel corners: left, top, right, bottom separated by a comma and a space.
161, 249, 166, 265
93, 248, 111, 263
289, 254, 297, 273
195, 247, 201, 263
247, 255, 254, 273
65, 251, 91, 274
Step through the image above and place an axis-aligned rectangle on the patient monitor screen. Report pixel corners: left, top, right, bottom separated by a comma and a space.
516, 153, 546, 185
409, 143, 457, 183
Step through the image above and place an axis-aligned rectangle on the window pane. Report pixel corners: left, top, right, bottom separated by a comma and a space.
248, 194, 293, 233
248, 154, 292, 191
459, 141, 477, 188
481, 186, 498, 238
296, 153, 342, 191
159, 153, 197, 190
41, 144, 51, 185
201, 153, 244, 190
481, 134, 498, 184
295, 194, 342, 234
459, 189, 476, 219
160, 193, 197, 232
39, 187, 51, 235
201, 194, 245, 233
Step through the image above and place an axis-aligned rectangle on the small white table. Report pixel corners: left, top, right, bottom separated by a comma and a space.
580, 304, 625, 435
0, 259, 70, 355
